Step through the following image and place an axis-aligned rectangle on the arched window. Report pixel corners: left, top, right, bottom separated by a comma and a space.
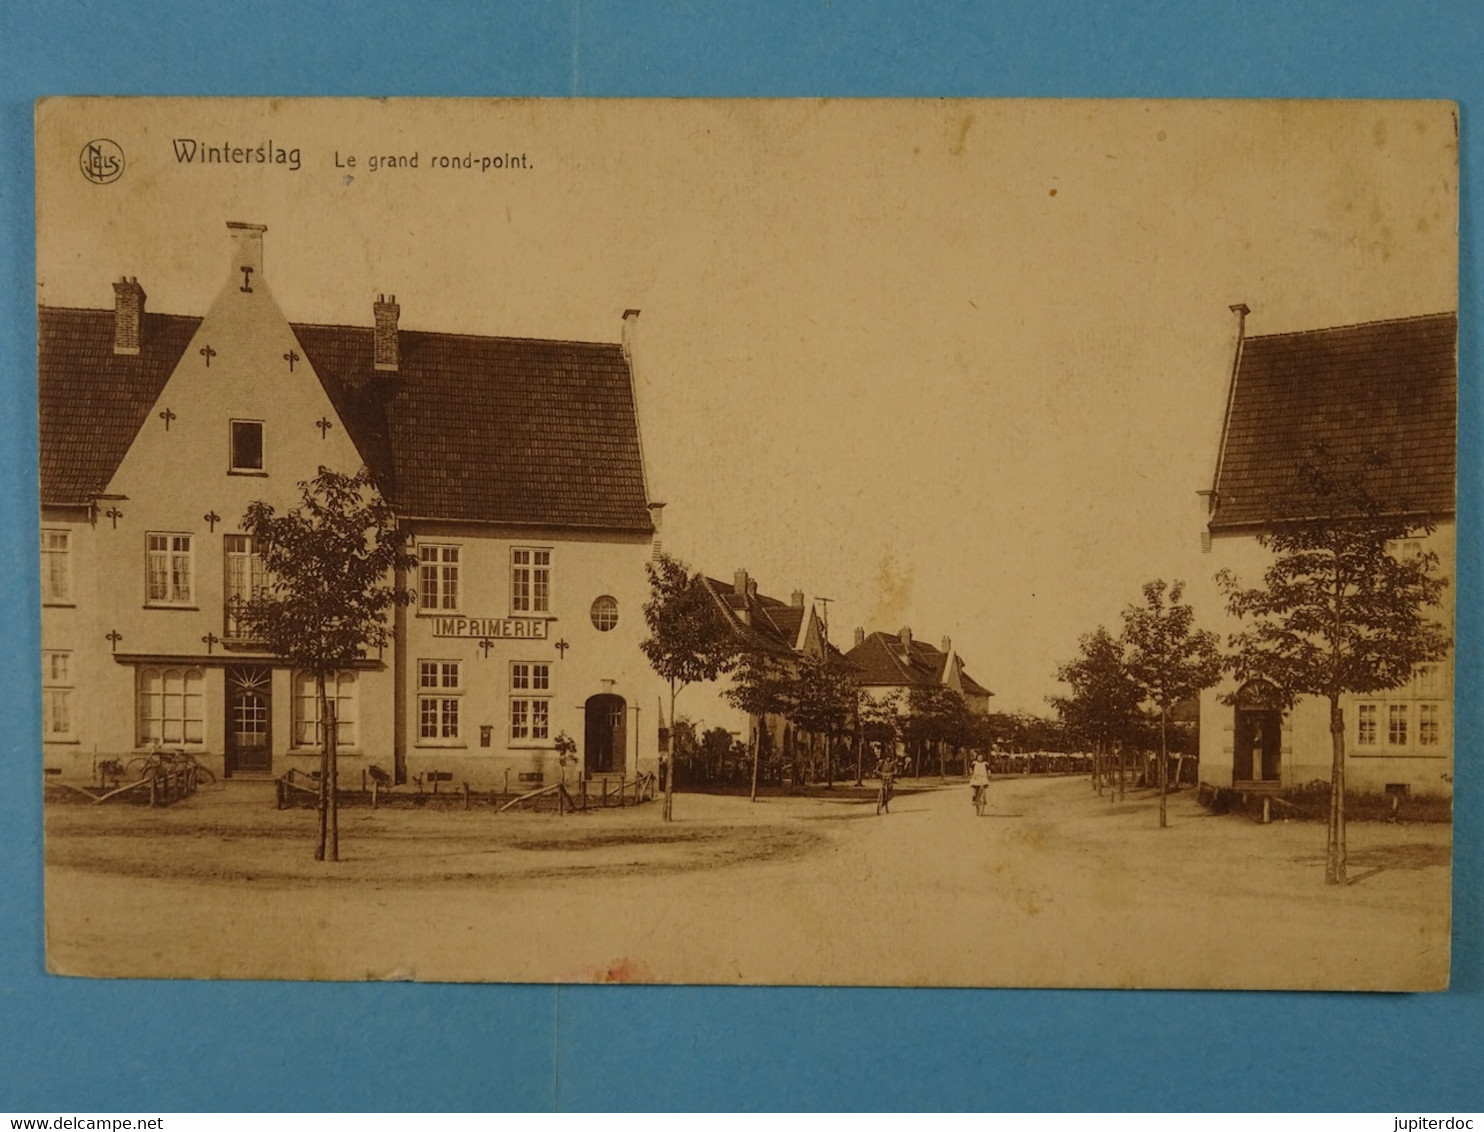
292, 671, 358, 748
137, 667, 205, 745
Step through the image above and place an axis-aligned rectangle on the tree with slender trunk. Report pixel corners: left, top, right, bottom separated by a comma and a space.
239, 467, 415, 862
725, 648, 793, 802
1219, 448, 1450, 884
640, 553, 739, 820
788, 653, 859, 790
1050, 625, 1143, 799
1121, 580, 1223, 829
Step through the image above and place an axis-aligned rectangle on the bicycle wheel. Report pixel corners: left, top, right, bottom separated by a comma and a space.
126, 755, 156, 780
877, 784, 886, 815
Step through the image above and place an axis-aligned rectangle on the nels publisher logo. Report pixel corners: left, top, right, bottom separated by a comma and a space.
79, 138, 124, 184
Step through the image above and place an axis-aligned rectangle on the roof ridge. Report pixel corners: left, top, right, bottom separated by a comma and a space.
1246, 310, 1456, 341
295, 320, 622, 349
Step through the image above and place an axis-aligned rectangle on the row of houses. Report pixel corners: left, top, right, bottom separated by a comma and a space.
36, 221, 1457, 801
39, 221, 995, 792
683, 568, 994, 774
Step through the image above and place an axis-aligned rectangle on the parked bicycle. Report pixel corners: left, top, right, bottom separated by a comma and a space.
126, 746, 218, 788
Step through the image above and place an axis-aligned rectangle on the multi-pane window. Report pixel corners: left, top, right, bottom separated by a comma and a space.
417, 660, 462, 740
1388, 704, 1409, 747
42, 650, 72, 738
510, 661, 551, 741
42, 530, 71, 604
138, 666, 205, 745
292, 671, 358, 748
1418, 702, 1441, 747
146, 533, 194, 605
1356, 703, 1378, 747
511, 548, 551, 613
419, 545, 460, 611
224, 534, 268, 637
590, 595, 619, 631
230, 420, 265, 472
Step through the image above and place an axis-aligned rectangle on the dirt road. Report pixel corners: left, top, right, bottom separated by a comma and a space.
45, 776, 1450, 988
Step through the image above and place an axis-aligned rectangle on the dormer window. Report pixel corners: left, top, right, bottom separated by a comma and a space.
230, 420, 265, 474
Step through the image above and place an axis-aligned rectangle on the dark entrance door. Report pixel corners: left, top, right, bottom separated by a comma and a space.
584, 694, 626, 777
226, 665, 273, 775
1233, 680, 1282, 783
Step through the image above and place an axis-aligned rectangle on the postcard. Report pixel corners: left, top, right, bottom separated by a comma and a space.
37, 98, 1456, 987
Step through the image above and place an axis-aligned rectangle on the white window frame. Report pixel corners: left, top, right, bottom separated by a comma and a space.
229, 419, 266, 474
418, 544, 461, 612
145, 532, 195, 607
223, 534, 268, 638
42, 650, 74, 740
41, 529, 72, 605
509, 660, 552, 743
1356, 703, 1378, 747
417, 659, 463, 742
137, 666, 206, 746
292, 670, 358, 750
590, 594, 619, 631
1418, 702, 1442, 748
511, 547, 551, 614
1387, 703, 1409, 747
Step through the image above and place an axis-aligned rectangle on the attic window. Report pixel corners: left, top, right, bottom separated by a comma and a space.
230, 420, 265, 473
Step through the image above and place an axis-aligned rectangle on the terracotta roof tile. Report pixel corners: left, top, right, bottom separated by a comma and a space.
40, 308, 654, 532
1211, 312, 1456, 531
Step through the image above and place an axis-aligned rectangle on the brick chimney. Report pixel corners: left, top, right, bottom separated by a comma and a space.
899, 626, 913, 655
112, 277, 145, 355
226, 221, 266, 286
854, 627, 865, 648
374, 294, 400, 372
734, 569, 751, 624
791, 590, 805, 608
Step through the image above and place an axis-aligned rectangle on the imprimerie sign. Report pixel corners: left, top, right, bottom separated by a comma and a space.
431, 616, 550, 639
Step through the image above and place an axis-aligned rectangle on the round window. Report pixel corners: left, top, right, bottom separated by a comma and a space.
590, 595, 619, 631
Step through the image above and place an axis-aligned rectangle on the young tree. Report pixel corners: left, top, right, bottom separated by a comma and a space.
1121, 579, 1223, 829
905, 683, 968, 781
1219, 451, 1451, 884
1050, 625, 1143, 797
789, 654, 859, 788
239, 467, 416, 862
640, 553, 739, 820
725, 648, 793, 801
859, 690, 903, 783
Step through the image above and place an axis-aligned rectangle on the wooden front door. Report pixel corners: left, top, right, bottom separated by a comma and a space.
584, 694, 626, 776
226, 665, 273, 775
1233, 680, 1283, 784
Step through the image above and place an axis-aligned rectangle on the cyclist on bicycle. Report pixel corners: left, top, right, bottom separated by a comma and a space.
875, 751, 900, 813
969, 752, 991, 815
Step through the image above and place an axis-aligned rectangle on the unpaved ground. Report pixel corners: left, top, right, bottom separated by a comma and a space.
44, 776, 1451, 988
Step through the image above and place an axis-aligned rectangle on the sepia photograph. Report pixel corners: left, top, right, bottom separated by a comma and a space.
36, 97, 1457, 989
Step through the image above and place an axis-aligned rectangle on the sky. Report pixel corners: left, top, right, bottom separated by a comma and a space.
36, 98, 1458, 711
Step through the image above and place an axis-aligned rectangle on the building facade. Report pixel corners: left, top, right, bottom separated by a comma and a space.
40, 221, 664, 790
844, 626, 993, 770
1198, 308, 1456, 799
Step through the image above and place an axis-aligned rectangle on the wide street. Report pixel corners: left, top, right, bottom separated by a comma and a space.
45, 775, 1450, 988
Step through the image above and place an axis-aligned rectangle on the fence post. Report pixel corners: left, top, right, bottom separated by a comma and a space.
371, 780, 379, 810
463, 782, 470, 811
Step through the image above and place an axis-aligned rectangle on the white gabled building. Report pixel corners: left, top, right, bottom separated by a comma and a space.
40, 221, 665, 790
1198, 308, 1456, 799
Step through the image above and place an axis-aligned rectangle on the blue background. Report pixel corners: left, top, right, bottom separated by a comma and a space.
2, 0, 1480, 1112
